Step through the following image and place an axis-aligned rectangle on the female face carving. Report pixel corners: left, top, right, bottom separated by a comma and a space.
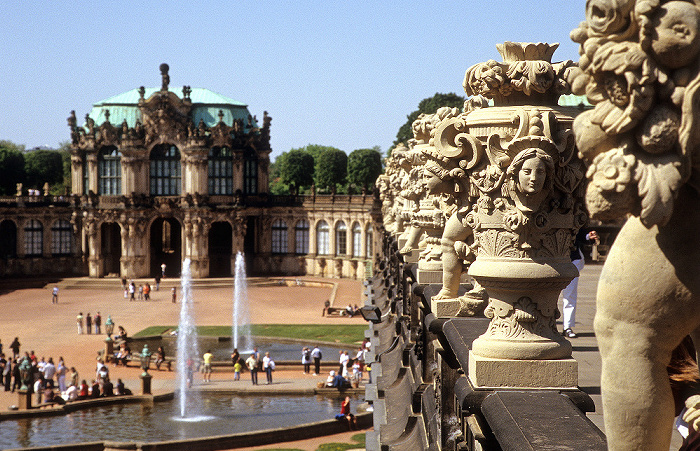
518, 157, 547, 194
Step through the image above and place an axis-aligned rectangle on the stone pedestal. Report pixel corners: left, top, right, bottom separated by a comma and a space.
140, 372, 152, 395
468, 352, 578, 388
17, 389, 32, 410
104, 337, 114, 361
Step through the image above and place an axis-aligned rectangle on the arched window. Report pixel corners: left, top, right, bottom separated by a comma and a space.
24, 219, 43, 256
271, 219, 288, 254
352, 222, 362, 257
150, 144, 181, 195
98, 146, 122, 195
366, 224, 374, 258
316, 220, 330, 255
295, 219, 310, 255
208, 146, 233, 195
335, 221, 347, 256
244, 149, 258, 195
51, 219, 73, 255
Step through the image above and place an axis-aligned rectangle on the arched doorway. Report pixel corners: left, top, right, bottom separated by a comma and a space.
101, 223, 121, 276
209, 221, 232, 277
150, 218, 182, 277
0, 220, 17, 259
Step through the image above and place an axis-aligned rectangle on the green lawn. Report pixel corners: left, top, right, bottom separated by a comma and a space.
133, 324, 367, 346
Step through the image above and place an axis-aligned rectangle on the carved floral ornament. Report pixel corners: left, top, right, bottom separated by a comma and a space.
568, 0, 700, 227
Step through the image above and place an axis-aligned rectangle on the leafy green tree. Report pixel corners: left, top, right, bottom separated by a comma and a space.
393, 92, 465, 149
280, 149, 315, 194
268, 154, 289, 195
347, 146, 383, 191
315, 147, 347, 192
54, 141, 72, 195
24, 149, 64, 190
0, 141, 26, 195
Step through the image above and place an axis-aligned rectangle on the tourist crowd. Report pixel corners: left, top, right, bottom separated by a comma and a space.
0, 336, 133, 406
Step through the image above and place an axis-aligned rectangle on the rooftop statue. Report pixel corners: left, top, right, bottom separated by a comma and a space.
569, 1, 700, 449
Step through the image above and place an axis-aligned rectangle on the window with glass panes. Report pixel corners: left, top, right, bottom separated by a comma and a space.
24, 219, 43, 256
335, 221, 347, 256
208, 146, 233, 195
51, 220, 72, 255
316, 221, 330, 255
98, 146, 122, 195
352, 222, 362, 257
271, 219, 288, 254
150, 144, 181, 195
244, 151, 258, 194
366, 225, 373, 258
295, 220, 310, 255
82, 159, 89, 194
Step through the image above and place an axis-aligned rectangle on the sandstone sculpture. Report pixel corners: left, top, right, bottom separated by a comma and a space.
428, 42, 587, 387
570, 1, 700, 449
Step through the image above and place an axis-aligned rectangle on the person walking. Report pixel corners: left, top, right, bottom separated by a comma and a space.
561, 229, 599, 338
128, 282, 136, 301
202, 350, 213, 383
246, 353, 259, 385
171, 287, 176, 303
311, 345, 322, 376
262, 352, 274, 384
9, 337, 20, 360
302, 347, 311, 374
52, 286, 59, 304
86, 313, 92, 335
76, 313, 84, 334
94, 312, 102, 334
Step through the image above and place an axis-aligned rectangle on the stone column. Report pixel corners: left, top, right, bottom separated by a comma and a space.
86, 151, 98, 195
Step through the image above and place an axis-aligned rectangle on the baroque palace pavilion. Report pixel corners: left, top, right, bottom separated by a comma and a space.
0, 64, 379, 279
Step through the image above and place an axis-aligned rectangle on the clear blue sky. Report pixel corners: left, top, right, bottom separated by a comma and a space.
0, 1, 585, 162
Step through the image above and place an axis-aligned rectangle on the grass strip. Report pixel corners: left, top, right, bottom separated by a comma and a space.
133, 324, 367, 345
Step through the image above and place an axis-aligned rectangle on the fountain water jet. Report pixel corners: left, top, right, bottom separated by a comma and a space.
176, 258, 202, 419
232, 252, 252, 353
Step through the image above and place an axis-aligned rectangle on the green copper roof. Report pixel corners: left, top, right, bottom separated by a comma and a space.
87, 87, 256, 129
558, 94, 592, 107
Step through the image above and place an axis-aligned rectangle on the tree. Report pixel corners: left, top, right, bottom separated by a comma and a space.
315, 147, 347, 192
24, 149, 64, 190
347, 146, 383, 191
0, 142, 26, 195
393, 92, 466, 149
280, 149, 315, 194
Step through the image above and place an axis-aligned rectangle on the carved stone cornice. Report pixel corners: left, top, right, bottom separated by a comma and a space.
139, 90, 192, 148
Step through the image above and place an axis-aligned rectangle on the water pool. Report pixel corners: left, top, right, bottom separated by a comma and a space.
1, 392, 361, 449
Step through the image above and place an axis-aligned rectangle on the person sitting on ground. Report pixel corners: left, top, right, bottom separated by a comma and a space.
63, 383, 78, 402
155, 346, 166, 370
325, 370, 349, 389
114, 326, 127, 341
102, 377, 114, 397
89, 379, 100, 398
335, 396, 358, 430
44, 387, 65, 405
322, 299, 330, 316
345, 304, 354, 316
77, 379, 89, 400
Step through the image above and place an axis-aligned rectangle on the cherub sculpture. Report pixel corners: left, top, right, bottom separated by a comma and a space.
569, 1, 700, 449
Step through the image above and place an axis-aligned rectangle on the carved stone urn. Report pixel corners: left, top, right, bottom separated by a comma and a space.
433, 42, 587, 387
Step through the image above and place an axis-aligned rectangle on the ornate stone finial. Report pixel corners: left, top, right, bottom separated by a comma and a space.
182, 85, 191, 100
159, 63, 170, 91
104, 109, 110, 123
138, 86, 145, 100
218, 109, 224, 123
67, 110, 77, 129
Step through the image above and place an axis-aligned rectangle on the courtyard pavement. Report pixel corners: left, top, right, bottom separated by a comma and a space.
0, 266, 684, 449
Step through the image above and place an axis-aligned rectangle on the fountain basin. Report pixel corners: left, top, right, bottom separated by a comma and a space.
0, 392, 364, 449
